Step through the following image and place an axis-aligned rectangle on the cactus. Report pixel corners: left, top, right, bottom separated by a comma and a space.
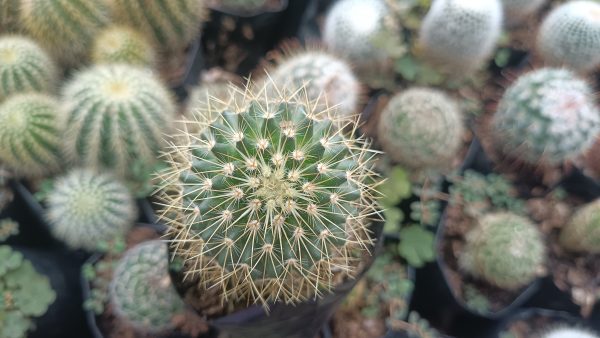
0, 94, 62, 177
491, 68, 600, 165
0, 36, 57, 102
419, 0, 503, 74
501, 0, 546, 26
158, 84, 380, 306
459, 212, 545, 290
45, 169, 137, 251
559, 199, 600, 254
61, 64, 175, 178
20, 0, 110, 66
91, 25, 156, 67
213, 0, 270, 13
543, 328, 599, 338
185, 81, 235, 122
536, 1, 600, 73
0, 0, 20, 33
376, 88, 464, 172
109, 240, 185, 332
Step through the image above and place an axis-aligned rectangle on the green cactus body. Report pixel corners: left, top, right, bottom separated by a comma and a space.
91, 25, 156, 67
419, 0, 503, 73
0, 94, 62, 177
61, 64, 175, 178
491, 68, 600, 165
110, 240, 185, 332
559, 199, 600, 254
537, 1, 600, 73
459, 212, 545, 290
0, 0, 20, 33
0, 36, 57, 102
543, 328, 599, 338
376, 88, 464, 172
20, 0, 110, 66
501, 0, 546, 26
159, 87, 380, 306
46, 169, 137, 251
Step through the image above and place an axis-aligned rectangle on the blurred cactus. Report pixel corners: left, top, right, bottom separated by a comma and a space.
212, 0, 270, 14
91, 25, 156, 67
559, 199, 600, 254
501, 0, 546, 26
543, 328, 599, 338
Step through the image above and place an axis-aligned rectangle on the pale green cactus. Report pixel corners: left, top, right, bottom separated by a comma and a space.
501, 0, 546, 26
559, 199, 600, 254
543, 328, 599, 338
91, 25, 156, 67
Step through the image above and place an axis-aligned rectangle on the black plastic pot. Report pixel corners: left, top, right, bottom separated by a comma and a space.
486, 308, 593, 338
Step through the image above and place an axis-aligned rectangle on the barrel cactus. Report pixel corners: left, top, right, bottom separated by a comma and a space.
376, 88, 464, 172
110, 240, 185, 332
543, 328, 599, 338
459, 212, 545, 290
536, 1, 600, 73
0, 94, 62, 177
159, 85, 380, 306
61, 64, 175, 178
46, 169, 137, 251
491, 68, 600, 165
91, 25, 156, 67
0, 36, 57, 102
559, 199, 600, 254
419, 0, 503, 74
501, 0, 546, 26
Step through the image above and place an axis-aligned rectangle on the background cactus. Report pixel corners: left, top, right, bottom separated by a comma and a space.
91, 25, 156, 67
491, 68, 600, 165
45, 169, 137, 251
0, 94, 62, 177
0, 36, 57, 102
536, 1, 600, 73
543, 328, 599, 338
212, 0, 270, 13
459, 212, 545, 290
109, 240, 185, 332
185, 81, 235, 122
559, 199, 600, 254
0, 0, 20, 33
419, 0, 503, 74
376, 88, 464, 172
501, 0, 546, 26
61, 64, 175, 178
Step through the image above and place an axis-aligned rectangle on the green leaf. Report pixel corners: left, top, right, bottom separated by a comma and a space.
379, 167, 411, 207
395, 55, 419, 81
398, 225, 435, 268
494, 48, 511, 68
383, 208, 403, 234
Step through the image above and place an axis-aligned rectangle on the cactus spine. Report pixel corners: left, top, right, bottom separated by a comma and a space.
0, 36, 57, 102
491, 68, 600, 165
459, 212, 545, 290
91, 25, 156, 67
537, 1, 600, 73
543, 328, 599, 338
559, 199, 600, 254
377, 88, 464, 172
61, 64, 175, 178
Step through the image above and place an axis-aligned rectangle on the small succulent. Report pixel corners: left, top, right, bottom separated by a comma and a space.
537, 1, 600, 73
491, 68, 600, 165
459, 212, 545, 290
0, 245, 56, 338
45, 169, 137, 251
91, 25, 156, 67
543, 327, 599, 338
0, 36, 57, 102
559, 199, 600, 254
0, 0, 20, 33
501, 0, 546, 26
0, 219, 18, 241
110, 240, 185, 332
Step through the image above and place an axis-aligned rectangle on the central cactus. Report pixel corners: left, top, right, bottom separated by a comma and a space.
159, 86, 380, 306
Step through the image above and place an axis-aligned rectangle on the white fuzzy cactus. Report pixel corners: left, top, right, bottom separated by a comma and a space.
501, 0, 546, 26
543, 327, 599, 338
419, 0, 503, 74
537, 1, 600, 73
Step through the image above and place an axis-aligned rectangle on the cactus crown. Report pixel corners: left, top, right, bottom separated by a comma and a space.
46, 169, 137, 251
491, 68, 600, 165
91, 25, 156, 67
559, 199, 600, 254
459, 212, 545, 290
110, 240, 185, 332
543, 327, 599, 338
159, 83, 381, 307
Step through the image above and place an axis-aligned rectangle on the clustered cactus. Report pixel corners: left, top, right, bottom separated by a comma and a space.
45, 169, 137, 251
536, 1, 600, 73
491, 68, 600, 165
501, 0, 546, 26
543, 327, 599, 338
559, 199, 600, 254
110, 240, 185, 332
377, 88, 464, 172
91, 25, 156, 67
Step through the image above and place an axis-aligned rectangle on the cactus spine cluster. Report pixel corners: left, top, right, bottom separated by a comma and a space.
0, 94, 62, 177
459, 212, 545, 290
559, 199, 600, 254
45, 169, 137, 251
91, 25, 156, 67
61, 64, 175, 178
110, 240, 185, 332
501, 0, 546, 26
159, 85, 380, 306
543, 328, 599, 338
491, 68, 600, 165
0, 36, 57, 102
377, 88, 464, 172
419, 0, 503, 74
536, 1, 600, 73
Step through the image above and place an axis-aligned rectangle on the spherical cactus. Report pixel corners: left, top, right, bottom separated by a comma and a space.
559, 199, 600, 254
20, 0, 110, 66
0, 93, 62, 177
501, 0, 546, 26
91, 25, 156, 67
491, 68, 600, 165
45, 169, 137, 251
159, 85, 380, 306
459, 212, 545, 290
536, 1, 600, 73
543, 328, 599, 338
0, 0, 20, 33
376, 88, 464, 172
110, 240, 185, 332
61, 64, 175, 178
186, 81, 234, 121
0, 36, 57, 102
419, 0, 503, 74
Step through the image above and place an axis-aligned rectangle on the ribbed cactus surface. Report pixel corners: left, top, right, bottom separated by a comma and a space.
91, 25, 156, 67
559, 199, 600, 254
